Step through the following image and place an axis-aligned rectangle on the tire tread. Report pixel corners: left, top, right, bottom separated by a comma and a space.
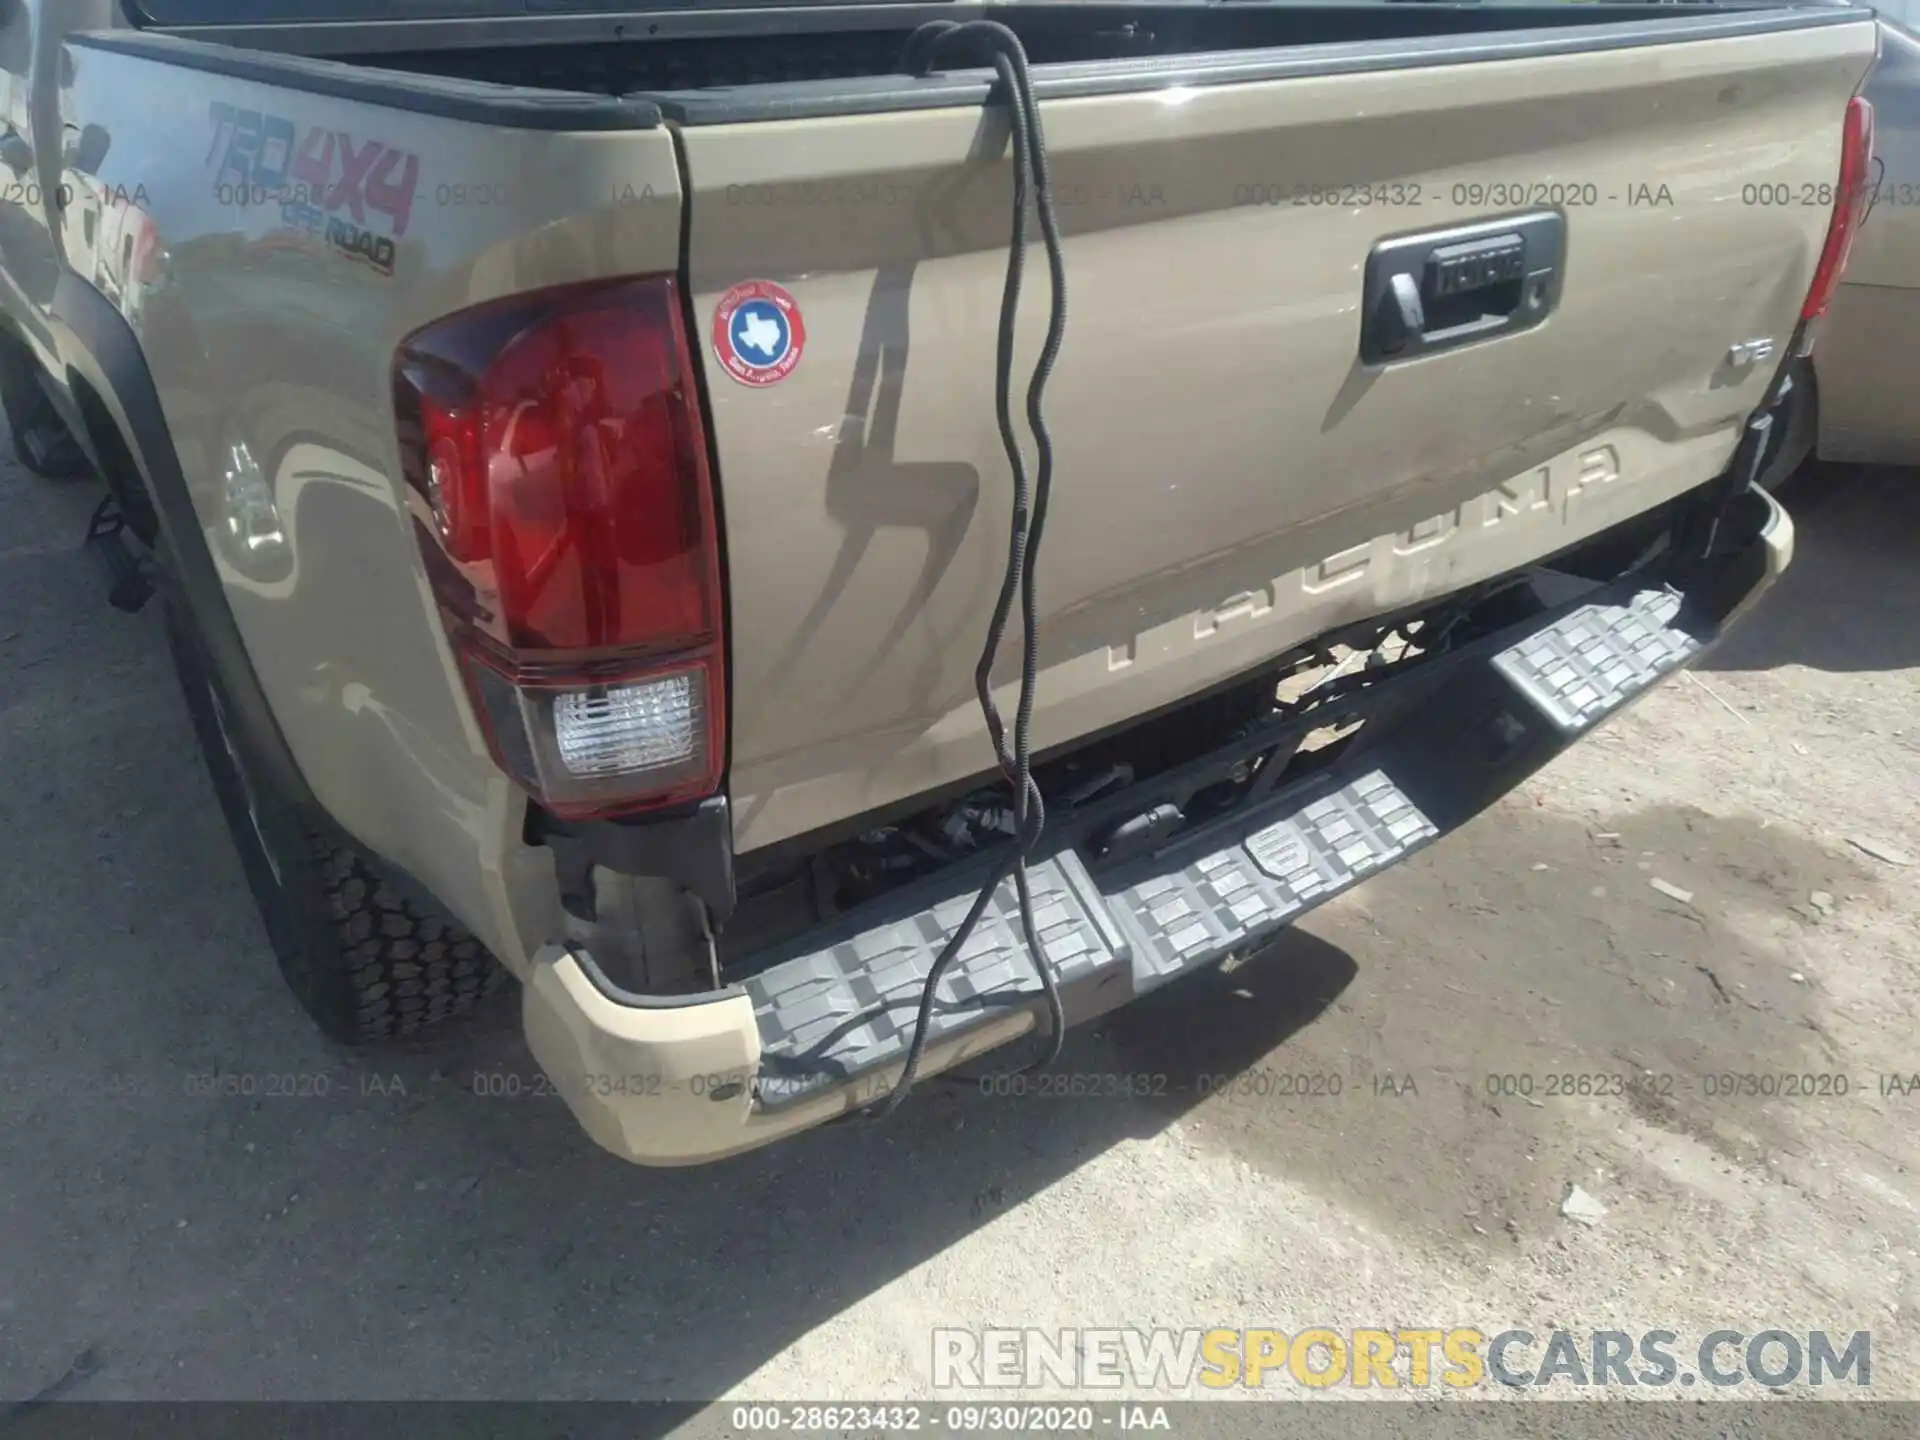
307, 830, 509, 1040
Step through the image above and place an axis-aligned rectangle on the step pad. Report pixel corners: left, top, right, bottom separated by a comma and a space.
1106, 769, 1436, 992
1492, 586, 1697, 734
748, 770, 1433, 1107
748, 854, 1123, 1106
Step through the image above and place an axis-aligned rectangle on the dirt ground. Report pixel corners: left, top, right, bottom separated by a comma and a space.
2, 452, 1917, 1416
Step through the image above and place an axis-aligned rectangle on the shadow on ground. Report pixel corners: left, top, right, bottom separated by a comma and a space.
0, 455, 1901, 1402
1704, 463, 1920, 675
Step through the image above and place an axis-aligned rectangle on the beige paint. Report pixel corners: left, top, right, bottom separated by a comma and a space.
687, 22, 1875, 852
522, 944, 1036, 1165
536, 438, 1787, 1160
40, 33, 686, 974
0, 5, 1869, 1162
17, 16, 1873, 963
1723, 499, 1796, 633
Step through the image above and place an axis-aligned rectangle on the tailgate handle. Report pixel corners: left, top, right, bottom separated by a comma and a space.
1360, 211, 1564, 364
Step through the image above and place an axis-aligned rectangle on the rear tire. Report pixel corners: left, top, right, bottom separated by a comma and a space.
166, 595, 508, 1042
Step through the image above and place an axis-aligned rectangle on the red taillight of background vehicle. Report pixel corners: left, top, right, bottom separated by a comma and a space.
393, 277, 725, 819
1802, 95, 1875, 322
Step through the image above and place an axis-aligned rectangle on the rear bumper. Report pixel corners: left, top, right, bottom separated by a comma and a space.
522, 487, 1793, 1166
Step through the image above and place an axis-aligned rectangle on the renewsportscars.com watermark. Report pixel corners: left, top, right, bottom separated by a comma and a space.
932, 1327, 1871, 1392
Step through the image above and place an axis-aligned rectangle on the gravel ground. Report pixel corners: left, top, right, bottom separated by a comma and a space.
1, 451, 1916, 1420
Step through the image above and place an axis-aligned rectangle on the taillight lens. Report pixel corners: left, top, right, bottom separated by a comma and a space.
393, 277, 725, 819
1802, 95, 1875, 322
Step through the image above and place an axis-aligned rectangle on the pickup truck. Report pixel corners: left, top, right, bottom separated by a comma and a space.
0, 0, 1878, 1165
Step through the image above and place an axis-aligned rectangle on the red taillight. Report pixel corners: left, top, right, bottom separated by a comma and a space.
1802, 95, 1875, 322
394, 277, 725, 819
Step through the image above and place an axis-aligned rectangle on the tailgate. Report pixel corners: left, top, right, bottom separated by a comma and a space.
678, 13, 1877, 853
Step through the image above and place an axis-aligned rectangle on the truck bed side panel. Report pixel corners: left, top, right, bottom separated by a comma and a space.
55, 35, 683, 968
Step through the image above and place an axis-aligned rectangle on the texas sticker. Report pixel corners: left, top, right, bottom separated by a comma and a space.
712, 279, 807, 388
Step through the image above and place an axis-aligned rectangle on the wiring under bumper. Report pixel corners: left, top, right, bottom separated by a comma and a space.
522, 485, 1792, 1166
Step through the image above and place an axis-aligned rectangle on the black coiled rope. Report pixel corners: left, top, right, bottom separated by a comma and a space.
872, 20, 1071, 1118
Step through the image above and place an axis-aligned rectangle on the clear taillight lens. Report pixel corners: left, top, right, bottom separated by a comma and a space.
393, 277, 726, 819
555, 671, 702, 777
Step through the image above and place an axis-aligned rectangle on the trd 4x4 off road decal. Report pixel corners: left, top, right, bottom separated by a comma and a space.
206, 103, 419, 277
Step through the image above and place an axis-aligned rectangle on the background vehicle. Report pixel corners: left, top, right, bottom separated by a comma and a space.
0, 0, 1880, 1164
1783, 2, 1920, 469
